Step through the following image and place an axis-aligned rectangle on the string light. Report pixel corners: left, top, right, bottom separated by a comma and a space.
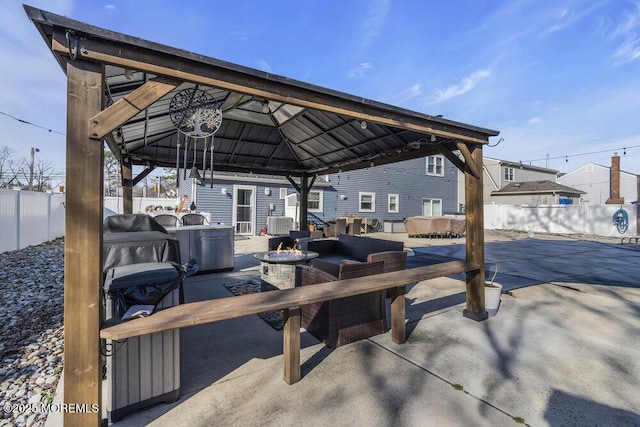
522, 144, 640, 164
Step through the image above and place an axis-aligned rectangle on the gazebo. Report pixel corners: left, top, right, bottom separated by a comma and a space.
25, 5, 499, 425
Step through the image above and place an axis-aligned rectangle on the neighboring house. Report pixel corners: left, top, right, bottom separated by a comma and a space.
327, 155, 460, 221
180, 154, 460, 235
179, 172, 334, 235
490, 180, 585, 205
458, 157, 559, 207
557, 155, 638, 205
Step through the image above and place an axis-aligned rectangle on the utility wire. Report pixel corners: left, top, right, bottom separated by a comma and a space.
522, 144, 640, 163
0, 111, 65, 135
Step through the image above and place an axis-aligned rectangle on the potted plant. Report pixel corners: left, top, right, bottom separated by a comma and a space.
485, 263, 503, 316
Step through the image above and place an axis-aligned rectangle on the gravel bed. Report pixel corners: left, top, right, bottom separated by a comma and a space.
0, 239, 64, 427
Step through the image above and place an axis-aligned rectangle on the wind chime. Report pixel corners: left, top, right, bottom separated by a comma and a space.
169, 88, 223, 207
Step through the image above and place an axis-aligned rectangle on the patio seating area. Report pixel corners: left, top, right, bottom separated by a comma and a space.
47, 230, 640, 426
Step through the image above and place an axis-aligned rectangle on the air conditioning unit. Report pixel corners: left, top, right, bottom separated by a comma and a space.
267, 216, 293, 236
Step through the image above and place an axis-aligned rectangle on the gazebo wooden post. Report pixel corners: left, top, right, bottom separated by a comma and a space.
122, 159, 133, 214
299, 172, 309, 231
462, 143, 488, 321
63, 59, 104, 426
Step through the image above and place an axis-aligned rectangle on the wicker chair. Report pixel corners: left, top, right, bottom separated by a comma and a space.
366, 251, 407, 273
367, 251, 408, 298
323, 218, 347, 238
153, 214, 179, 228
180, 213, 209, 226
348, 218, 363, 235
299, 259, 386, 348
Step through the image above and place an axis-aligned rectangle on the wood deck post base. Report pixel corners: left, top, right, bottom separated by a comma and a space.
283, 306, 301, 384
390, 285, 406, 344
463, 309, 489, 322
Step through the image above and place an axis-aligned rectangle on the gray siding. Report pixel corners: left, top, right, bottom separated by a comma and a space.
327, 157, 458, 221
181, 157, 459, 234
558, 164, 639, 204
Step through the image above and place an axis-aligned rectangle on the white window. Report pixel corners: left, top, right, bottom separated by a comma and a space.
388, 194, 399, 213
504, 167, 514, 181
426, 155, 444, 176
307, 190, 323, 212
279, 188, 288, 199
359, 192, 376, 212
422, 198, 442, 216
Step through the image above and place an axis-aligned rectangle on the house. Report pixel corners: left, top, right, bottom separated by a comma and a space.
490, 180, 585, 204
178, 172, 334, 235
557, 154, 639, 205
180, 153, 460, 235
457, 157, 559, 207
327, 154, 460, 221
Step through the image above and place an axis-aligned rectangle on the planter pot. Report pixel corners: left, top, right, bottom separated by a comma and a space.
485, 282, 503, 316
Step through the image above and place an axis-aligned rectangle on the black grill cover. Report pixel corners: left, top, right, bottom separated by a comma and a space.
103, 214, 167, 233
103, 262, 181, 316
103, 231, 181, 271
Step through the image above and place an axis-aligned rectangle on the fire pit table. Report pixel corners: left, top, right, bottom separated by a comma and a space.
254, 251, 319, 289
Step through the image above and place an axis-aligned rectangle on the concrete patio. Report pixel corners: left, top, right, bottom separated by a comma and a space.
54, 230, 640, 426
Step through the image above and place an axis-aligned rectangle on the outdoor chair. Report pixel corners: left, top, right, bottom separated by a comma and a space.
298, 259, 386, 348
367, 250, 408, 297
348, 218, 363, 235
180, 213, 209, 226
153, 214, 179, 228
323, 218, 347, 238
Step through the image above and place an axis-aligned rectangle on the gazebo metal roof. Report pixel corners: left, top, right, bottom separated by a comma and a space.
25, 6, 498, 179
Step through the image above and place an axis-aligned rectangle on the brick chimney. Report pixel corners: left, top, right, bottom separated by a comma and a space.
606, 153, 624, 204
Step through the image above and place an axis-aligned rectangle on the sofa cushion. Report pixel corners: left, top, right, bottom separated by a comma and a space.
337, 234, 403, 261
307, 239, 340, 256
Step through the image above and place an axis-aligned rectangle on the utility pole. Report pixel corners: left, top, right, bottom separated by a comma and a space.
29, 147, 40, 191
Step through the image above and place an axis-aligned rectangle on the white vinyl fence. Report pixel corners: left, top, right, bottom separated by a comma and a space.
3, 193, 636, 254
0, 190, 66, 253
484, 204, 638, 238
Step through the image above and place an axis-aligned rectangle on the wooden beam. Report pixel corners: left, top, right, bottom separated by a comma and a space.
462, 143, 488, 322
64, 59, 104, 426
132, 164, 156, 186
300, 173, 309, 231
101, 260, 480, 340
88, 77, 179, 140
51, 33, 492, 144
283, 307, 301, 384
437, 146, 468, 174
390, 285, 406, 344
286, 176, 301, 193
104, 132, 122, 163
121, 160, 132, 214
456, 142, 482, 180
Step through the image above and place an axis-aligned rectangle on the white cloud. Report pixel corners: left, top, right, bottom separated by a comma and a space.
609, 1, 640, 65
347, 62, 373, 78
358, 0, 390, 49
529, 117, 542, 124
431, 69, 492, 103
257, 60, 272, 73
105, 4, 116, 10
384, 83, 422, 105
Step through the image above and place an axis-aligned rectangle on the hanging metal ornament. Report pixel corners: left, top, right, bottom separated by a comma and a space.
169, 88, 223, 138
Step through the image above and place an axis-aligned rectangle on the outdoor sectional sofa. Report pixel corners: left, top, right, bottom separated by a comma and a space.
306, 234, 406, 277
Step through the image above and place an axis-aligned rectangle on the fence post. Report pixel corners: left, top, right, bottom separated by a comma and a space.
15, 191, 21, 251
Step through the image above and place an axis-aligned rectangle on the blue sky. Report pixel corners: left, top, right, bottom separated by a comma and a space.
2, 0, 640, 181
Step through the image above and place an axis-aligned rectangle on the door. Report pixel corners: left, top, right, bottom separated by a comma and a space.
233, 185, 256, 235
